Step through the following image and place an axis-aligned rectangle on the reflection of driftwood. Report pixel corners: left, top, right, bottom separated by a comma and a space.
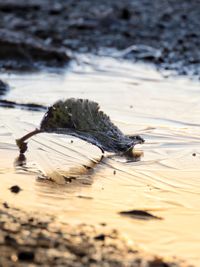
14, 147, 104, 184
14, 153, 26, 167
47, 155, 105, 185
16, 98, 144, 155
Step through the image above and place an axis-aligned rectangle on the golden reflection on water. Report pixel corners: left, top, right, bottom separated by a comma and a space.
0, 55, 200, 265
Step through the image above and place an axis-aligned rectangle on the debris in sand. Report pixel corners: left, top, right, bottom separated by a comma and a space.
3, 202, 9, 209
18, 251, 35, 261
77, 195, 93, 200
9, 185, 22, 194
119, 209, 163, 220
94, 234, 106, 241
16, 98, 144, 154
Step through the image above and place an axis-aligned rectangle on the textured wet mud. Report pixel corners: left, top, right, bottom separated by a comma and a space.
0, 204, 190, 267
0, 0, 200, 75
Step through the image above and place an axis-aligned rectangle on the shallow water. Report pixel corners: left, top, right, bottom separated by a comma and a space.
0, 55, 200, 265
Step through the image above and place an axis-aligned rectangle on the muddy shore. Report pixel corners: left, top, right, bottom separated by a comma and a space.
0, 1, 199, 266
0, 0, 200, 76
0, 203, 190, 267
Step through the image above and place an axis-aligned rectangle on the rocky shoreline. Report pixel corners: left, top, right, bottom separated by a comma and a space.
0, 0, 200, 76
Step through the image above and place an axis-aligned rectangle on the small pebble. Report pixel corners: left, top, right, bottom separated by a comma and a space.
100, 222, 107, 226
192, 153, 196, 157
18, 251, 34, 261
3, 202, 9, 208
9, 185, 22, 194
10, 254, 18, 262
94, 234, 106, 241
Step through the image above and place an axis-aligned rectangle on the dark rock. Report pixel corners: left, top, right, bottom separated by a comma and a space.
0, 30, 70, 70
120, 8, 131, 20
9, 185, 22, 193
149, 258, 170, 267
18, 251, 35, 261
94, 234, 106, 241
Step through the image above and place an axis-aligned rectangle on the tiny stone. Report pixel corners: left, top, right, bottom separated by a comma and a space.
28, 217, 34, 223
100, 222, 107, 226
113, 170, 116, 175
3, 222, 20, 233
18, 251, 35, 261
94, 234, 106, 241
3, 202, 9, 208
192, 153, 196, 157
11, 254, 18, 262
120, 8, 131, 20
9, 185, 22, 193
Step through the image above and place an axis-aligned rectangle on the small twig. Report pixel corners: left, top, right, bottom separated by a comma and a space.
16, 128, 42, 154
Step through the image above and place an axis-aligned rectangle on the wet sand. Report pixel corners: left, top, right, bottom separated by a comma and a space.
0, 1, 200, 266
0, 203, 190, 267
0, 56, 200, 266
